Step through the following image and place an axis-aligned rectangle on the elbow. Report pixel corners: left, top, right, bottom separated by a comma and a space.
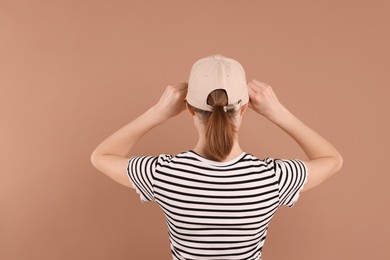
333, 153, 343, 174
90, 153, 96, 167
90, 147, 104, 167
90, 151, 99, 168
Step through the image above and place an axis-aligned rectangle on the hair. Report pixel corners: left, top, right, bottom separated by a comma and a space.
188, 89, 239, 161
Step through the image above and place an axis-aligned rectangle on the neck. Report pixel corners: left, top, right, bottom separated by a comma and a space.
192, 136, 244, 162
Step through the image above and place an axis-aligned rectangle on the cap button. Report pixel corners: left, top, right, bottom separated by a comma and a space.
213, 54, 224, 60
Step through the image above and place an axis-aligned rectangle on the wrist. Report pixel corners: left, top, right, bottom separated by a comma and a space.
149, 105, 171, 123
266, 104, 291, 123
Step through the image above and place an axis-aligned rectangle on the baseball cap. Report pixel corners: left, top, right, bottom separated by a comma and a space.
186, 54, 249, 112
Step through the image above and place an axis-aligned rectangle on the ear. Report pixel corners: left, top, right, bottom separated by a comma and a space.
240, 103, 248, 116
186, 102, 196, 116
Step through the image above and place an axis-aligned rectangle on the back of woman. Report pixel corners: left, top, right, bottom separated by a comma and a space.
91, 54, 343, 260
128, 151, 306, 259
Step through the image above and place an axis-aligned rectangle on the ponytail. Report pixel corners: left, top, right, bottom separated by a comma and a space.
188, 89, 238, 161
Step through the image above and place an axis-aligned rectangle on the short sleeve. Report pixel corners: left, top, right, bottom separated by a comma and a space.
126, 154, 173, 203
272, 158, 308, 208
126, 155, 158, 203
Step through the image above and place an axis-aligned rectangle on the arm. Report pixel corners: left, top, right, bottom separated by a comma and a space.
90, 82, 188, 188
247, 79, 343, 192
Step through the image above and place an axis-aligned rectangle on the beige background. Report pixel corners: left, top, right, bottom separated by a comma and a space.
1, 0, 389, 259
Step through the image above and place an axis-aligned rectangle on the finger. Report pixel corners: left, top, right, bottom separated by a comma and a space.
179, 91, 187, 100
253, 79, 267, 86
179, 84, 188, 92
253, 79, 270, 89
247, 84, 257, 96
178, 87, 188, 99
177, 82, 188, 90
253, 79, 262, 85
248, 100, 255, 110
247, 82, 258, 93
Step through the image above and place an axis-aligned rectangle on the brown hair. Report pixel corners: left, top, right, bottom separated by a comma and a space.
188, 89, 238, 161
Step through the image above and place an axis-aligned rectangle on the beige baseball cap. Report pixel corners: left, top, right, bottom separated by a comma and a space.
186, 54, 249, 112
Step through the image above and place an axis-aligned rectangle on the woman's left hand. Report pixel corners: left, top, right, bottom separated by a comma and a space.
153, 82, 188, 120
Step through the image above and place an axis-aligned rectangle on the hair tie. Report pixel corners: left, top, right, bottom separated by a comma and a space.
223, 104, 235, 112
223, 100, 242, 113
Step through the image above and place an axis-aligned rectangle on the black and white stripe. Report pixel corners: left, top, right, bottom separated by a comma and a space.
127, 150, 307, 260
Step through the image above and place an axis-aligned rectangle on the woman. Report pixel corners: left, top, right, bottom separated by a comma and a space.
91, 54, 343, 260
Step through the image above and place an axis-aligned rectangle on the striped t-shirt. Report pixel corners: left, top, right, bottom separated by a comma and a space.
126, 150, 308, 260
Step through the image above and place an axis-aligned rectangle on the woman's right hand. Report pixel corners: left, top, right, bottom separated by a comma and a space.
247, 79, 343, 192
247, 79, 285, 119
